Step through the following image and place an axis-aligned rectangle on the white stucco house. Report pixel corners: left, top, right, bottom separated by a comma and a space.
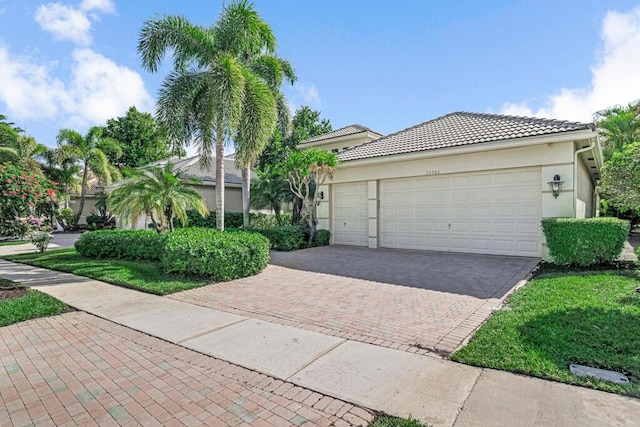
308, 112, 602, 258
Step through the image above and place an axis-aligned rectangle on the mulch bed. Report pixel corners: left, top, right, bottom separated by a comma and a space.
0, 285, 27, 300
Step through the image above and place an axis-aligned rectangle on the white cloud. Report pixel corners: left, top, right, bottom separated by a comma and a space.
0, 47, 70, 119
35, 3, 92, 45
500, 6, 640, 122
0, 45, 154, 130
34, 1, 116, 46
296, 83, 321, 106
67, 48, 154, 126
79, 0, 115, 14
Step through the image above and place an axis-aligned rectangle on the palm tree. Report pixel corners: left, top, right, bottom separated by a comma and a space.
596, 101, 640, 158
235, 56, 296, 228
0, 134, 48, 171
138, 1, 286, 231
250, 164, 291, 225
109, 163, 208, 232
55, 126, 123, 222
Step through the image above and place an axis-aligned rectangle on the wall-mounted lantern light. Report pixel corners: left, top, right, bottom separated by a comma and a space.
319, 191, 324, 200
548, 174, 564, 199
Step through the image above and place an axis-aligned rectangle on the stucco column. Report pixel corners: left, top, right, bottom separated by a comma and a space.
317, 184, 330, 230
368, 180, 378, 248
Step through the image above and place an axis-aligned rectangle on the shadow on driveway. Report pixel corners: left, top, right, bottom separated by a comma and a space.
270, 245, 539, 299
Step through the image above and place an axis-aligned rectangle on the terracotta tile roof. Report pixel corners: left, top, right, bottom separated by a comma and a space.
339, 112, 594, 162
301, 124, 382, 145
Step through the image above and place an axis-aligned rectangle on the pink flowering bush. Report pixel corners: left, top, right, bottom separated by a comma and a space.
0, 162, 55, 237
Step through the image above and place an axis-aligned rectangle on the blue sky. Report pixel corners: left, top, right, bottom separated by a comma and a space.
1, 0, 640, 151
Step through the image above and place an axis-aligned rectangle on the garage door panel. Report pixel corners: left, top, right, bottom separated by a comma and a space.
380, 167, 541, 256
333, 182, 368, 247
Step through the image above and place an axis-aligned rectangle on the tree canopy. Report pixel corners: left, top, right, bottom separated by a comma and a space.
102, 106, 175, 168
596, 101, 640, 159
258, 106, 332, 169
600, 141, 640, 213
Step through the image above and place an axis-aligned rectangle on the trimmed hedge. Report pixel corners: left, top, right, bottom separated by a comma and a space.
74, 229, 165, 261
249, 212, 293, 229
162, 228, 270, 281
176, 210, 244, 229
257, 226, 306, 251
314, 229, 331, 246
541, 217, 630, 266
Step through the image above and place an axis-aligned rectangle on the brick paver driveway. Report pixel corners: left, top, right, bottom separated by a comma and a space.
172, 246, 538, 356
0, 312, 373, 426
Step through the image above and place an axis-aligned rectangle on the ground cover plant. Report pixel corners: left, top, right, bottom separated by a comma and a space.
370, 415, 427, 427
0, 277, 69, 326
3, 249, 209, 295
453, 270, 640, 397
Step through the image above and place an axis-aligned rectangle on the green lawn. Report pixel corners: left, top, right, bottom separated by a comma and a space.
0, 278, 70, 326
453, 270, 640, 397
0, 240, 28, 246
2, 248, 211, 295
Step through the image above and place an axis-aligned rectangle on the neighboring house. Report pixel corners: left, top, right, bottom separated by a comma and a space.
70, 155, 247, 228
298, 124, 383, 153
307, 112, 602, 258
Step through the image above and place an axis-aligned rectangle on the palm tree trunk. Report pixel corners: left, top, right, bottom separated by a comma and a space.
242, 167, 250, 228
215, 120, 225, 232
76, 163, 89, 224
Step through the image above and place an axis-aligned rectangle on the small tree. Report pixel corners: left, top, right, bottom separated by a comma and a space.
250, 164, 291, 225
600, 141, 640, 213
109, 163, 208, 232
284, 148, 339, 244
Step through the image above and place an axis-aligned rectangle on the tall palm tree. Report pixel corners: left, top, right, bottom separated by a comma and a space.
138, 1, 284, 231
109, 163, 208, 232
55, 126, 122, 222
235, 56, 296, 227
0, 134, 48, 171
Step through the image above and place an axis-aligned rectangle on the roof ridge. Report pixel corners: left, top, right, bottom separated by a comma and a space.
454, 111, 593, 127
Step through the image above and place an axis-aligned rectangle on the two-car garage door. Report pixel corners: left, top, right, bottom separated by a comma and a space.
332, 168, 542, 257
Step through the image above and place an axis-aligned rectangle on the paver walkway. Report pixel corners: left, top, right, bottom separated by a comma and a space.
172, 246, 538, 355
0, 312, 374, 427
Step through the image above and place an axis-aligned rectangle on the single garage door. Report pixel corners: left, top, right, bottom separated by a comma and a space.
380, 168, 541, 256
333, 181, 368, 246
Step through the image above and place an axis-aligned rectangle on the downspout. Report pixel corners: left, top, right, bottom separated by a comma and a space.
573, 138, 597, 217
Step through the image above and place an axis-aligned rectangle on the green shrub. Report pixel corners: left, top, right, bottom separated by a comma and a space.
176, 210, 244, 229
314, 229, 331, 246
541, 217, 630, 266
249, 212, 293, 229
74, 229, 165, 261
161, 228, 269, 281
257, 226, 306, 251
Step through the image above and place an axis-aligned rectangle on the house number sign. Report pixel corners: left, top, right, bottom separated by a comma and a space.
426, 170, 441, 175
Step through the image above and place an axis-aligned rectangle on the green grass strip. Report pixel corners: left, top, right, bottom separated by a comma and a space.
453, 270, 640, 397
3, 248, 210, 295
0, 288, 70, 327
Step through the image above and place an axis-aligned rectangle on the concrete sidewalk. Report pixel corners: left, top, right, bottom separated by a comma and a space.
1, 259, 638, 426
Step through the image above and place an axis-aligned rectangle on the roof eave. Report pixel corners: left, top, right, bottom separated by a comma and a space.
301, 131, 377, 147
339, 128, 597, 168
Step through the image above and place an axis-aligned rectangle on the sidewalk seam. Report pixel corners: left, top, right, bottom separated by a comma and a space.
176, 318, 249, 344
451, 368, 484, 427
285, 339, 347, 381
